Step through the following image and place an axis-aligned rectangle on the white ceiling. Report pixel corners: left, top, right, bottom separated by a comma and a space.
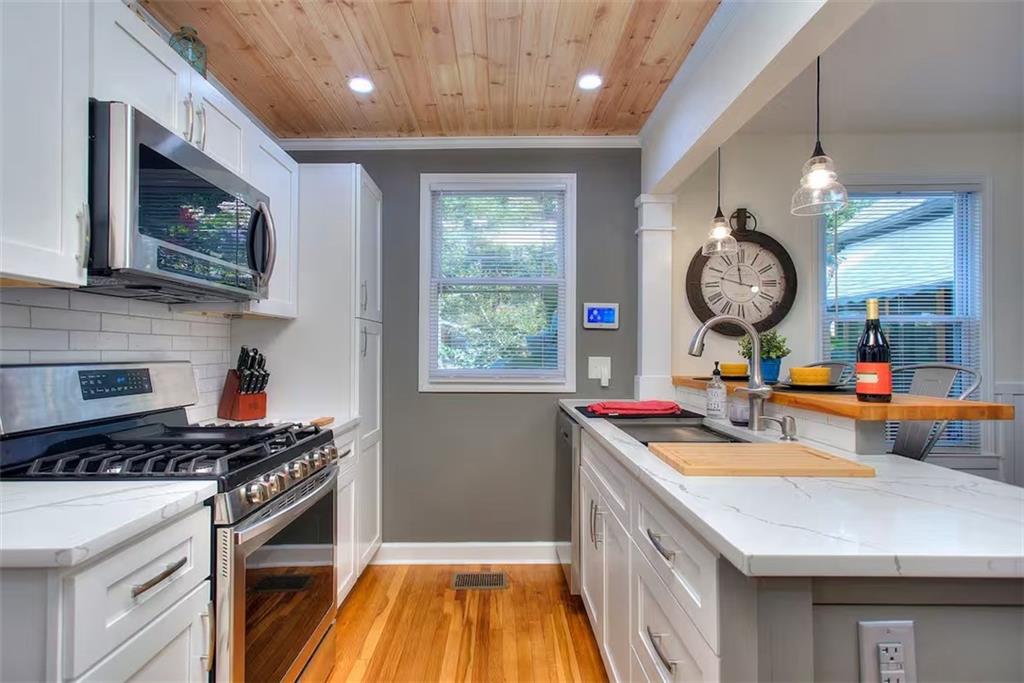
741, 0, 1024, 135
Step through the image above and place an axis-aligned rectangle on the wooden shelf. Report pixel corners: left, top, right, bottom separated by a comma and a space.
673, 376, 1015, 422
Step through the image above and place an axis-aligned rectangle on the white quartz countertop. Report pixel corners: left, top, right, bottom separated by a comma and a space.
561, 399, 1024, 578
0, 481, 216, 568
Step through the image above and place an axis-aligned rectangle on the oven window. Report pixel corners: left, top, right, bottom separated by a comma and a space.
137, 143, 254, 268
244, 490, 334, 682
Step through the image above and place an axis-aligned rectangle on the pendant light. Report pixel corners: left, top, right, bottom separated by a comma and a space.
791, 56, 848, 216
702, 147, 738, 256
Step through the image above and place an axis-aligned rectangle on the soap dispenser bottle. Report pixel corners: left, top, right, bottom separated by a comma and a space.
706, 361, 727, 418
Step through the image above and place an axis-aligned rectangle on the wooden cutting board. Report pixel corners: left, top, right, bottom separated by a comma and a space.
648, 442, 875, 477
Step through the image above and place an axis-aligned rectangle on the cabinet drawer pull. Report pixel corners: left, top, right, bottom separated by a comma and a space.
646, 626, 678, 674
647, 528, 676, 562
200, 600, 215, 672
198, 105, 208, 149
131, 556, 187, 599
184, 94, 195, 142
360, 280, 368, 311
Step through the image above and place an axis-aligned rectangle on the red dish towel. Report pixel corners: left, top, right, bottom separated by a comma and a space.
586, 400, 682, 416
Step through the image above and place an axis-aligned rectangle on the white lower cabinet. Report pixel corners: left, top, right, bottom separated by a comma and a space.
580, 469, 605, 641
76, 581, 212, 683
336, 452, 358, 603
356, 438, 382, 571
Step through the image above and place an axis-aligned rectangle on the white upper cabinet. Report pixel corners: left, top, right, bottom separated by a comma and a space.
357, 320, 382, 446
357, 169, 383, 322
0, 0, 90, 287
92, 0, 192, 138
241, 128, 299, 318
188, 73, 246, 175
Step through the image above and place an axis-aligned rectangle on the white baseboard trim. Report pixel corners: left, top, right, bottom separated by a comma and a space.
371, 542, 568, 565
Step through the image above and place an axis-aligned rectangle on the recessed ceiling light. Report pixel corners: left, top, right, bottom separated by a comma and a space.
348, 77, 374, 94
577, 73, 602, 91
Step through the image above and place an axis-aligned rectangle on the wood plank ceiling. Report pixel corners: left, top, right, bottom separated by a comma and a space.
140, 0, 720, 138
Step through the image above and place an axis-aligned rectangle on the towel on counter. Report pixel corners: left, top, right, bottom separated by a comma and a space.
585, 400, 683, 416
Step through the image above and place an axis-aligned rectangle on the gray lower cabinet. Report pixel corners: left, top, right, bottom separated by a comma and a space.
577, 430, 1024, 683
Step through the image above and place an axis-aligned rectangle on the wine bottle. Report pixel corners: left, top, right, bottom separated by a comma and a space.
855, 298, 892, 403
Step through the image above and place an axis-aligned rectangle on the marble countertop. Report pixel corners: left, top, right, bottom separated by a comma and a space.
0, 481, 217, 568
561, 399, 1024, 578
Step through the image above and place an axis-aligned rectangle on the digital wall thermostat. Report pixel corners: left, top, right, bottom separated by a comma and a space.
583, 303, 619, 329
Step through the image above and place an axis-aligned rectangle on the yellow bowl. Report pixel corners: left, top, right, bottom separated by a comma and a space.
719, 362, 748, 377
789, 367, 831, 385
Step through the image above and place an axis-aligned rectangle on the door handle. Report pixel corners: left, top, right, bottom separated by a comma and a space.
184, 93, 195, 142
131, 556, 188, 599
593, 504, 604, 547
254, 201, 277, 287
646, 528, 676, 562
361, 327, 368, 356
200, 600, 215, 672
360, 280, 368, 312
198, 104, 208, 149
646, 626, 678, 674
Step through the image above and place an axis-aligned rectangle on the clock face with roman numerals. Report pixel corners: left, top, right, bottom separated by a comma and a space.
685, 230, 798, 337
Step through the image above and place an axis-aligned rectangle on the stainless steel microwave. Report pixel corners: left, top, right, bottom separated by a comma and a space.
87, 100, 275, 304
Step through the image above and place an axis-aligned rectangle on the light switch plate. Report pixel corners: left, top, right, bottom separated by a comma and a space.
858, 621, 917, 683
587, 356, 611, 387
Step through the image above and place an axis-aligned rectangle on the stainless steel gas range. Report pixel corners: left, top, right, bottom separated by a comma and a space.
0, 361, 345, 683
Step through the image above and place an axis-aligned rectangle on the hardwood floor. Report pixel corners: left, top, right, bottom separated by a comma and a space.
330, 565, 607, 683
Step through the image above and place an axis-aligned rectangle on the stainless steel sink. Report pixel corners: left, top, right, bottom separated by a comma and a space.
607, 417, 740, 445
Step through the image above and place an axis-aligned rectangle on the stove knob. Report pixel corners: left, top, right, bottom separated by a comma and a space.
325, 445, 339, 461
265, 472, 285, 496
288, 460, 309, 480
308, 450, 323, 468
246, 482, 268, 504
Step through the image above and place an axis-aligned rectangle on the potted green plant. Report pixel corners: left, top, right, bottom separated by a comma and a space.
738, 330, 791, 383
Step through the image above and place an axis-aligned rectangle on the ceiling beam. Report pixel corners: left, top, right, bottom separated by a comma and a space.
639, 0, 875, 195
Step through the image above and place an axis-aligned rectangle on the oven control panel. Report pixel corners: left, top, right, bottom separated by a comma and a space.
78, 368, 153, 400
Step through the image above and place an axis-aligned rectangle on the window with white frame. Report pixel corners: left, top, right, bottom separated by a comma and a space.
820, 188, 983, 449
419, 174, 576, 392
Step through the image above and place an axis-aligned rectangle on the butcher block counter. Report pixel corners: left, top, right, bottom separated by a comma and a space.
673, 375, 1015, 422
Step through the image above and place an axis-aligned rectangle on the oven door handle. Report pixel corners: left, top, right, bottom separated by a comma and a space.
234, 465, 337, 546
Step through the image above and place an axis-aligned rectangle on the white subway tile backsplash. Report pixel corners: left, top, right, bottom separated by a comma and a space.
30, 350, 102, 363
151, 319, 190, 336
190, 349, 227, 365
172, 335, 207, 351
70, 331, 128, 350
206, 335, 230, 350
190, 321, 230, 337
0, 328, 68, 350
101, 313, 151, 334
128, 299, 173, 319
68, 291, 131, 314
129, 334, 173, 351
0, 288, 69, 309
30, 307, 101, 331
0, 304, 30, 327
196, 363, 229, 379
0, 350, 30, 364
197, 377, 222, 394
100, 350, 190, 362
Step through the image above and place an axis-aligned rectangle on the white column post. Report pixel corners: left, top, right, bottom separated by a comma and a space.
635, 194, 677, 399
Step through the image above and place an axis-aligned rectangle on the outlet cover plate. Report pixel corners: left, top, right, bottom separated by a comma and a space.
858, 621, 917, 683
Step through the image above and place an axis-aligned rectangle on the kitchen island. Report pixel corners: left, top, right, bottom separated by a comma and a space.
559, 399, 1023, 682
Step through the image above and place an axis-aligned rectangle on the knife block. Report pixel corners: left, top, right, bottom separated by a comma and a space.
217, 369, 267, 421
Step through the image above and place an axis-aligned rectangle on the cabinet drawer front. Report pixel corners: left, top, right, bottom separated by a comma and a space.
631, 544, 720, 683
633, 485, 720, 653
581, 432, 631, 528
65, 507, 211, 678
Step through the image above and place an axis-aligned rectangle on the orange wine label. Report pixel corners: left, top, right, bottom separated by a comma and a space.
855, 362, 892, 395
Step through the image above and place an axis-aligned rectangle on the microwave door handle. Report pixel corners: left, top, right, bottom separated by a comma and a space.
256, 201, 277, 285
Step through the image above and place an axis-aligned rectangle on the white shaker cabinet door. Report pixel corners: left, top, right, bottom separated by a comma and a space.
357, 320, 382, 446
580, 469, 605, 644
356, 438, 382, 571
75, 582, 212, 683
603, 512, 631, 683
0, 0, 89, 286
189, 74, 247, 175
336, 461, 358, 603
92, 0, 192, 138
356, 168, 382, 322
242, 131, 299, 319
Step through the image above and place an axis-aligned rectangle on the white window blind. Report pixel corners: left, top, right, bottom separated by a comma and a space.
420, 175, 576, 392
821, 190, 982, 449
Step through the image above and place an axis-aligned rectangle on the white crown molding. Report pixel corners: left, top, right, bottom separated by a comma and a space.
370, 542, 565, 565
279, 136, 641, 152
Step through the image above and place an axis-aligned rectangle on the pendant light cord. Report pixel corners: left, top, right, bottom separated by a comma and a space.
815, 56, 821, 143
717, 146, 722, 208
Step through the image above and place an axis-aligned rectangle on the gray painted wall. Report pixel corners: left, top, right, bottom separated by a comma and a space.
291, 149, 640, 542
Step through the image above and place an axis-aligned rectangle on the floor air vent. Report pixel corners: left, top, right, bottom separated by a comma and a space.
452, 572, 508, 590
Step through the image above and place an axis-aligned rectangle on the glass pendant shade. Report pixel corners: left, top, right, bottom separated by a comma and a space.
791, 147, 848, 216
701, 207, 738, 256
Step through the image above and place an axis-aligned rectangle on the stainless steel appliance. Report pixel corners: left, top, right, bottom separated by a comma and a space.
556, 408, 580, 595
87, 100, 275, 304
0, 362, 345, 683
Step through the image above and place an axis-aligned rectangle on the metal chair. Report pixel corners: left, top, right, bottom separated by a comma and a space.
806, 361, 854, 384
890, 364, 982, 460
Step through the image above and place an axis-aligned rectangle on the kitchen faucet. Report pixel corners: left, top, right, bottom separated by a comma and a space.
687, 315, 774, 431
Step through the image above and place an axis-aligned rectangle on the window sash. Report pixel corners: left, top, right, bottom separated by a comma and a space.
420, 176, 575, 390
820, 189, 982, 450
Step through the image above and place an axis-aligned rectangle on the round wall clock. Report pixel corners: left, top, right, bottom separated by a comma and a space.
685, 209, 798, 337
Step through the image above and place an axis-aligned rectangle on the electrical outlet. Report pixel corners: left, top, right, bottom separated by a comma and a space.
858, 621, 917, 683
